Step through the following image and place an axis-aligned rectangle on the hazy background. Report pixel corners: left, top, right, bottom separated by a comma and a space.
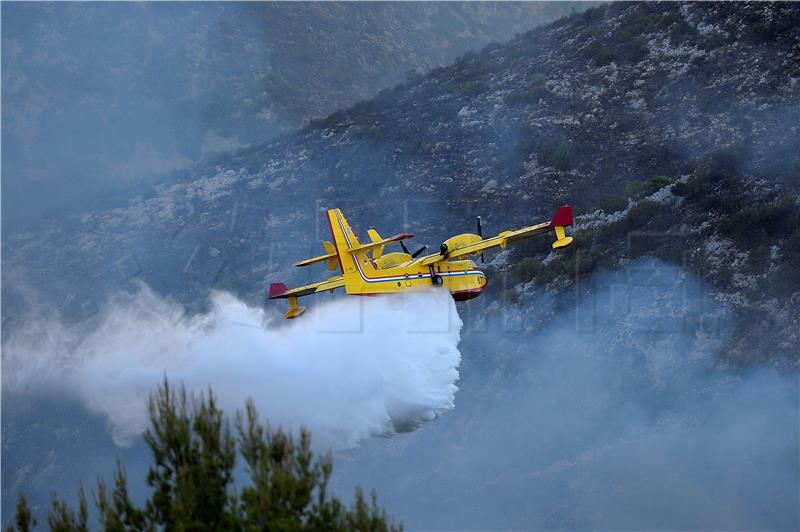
2, 1, 584, 226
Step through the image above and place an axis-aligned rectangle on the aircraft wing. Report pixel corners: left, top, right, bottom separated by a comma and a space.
268, 275, 345, 299
416, 206, 574, 266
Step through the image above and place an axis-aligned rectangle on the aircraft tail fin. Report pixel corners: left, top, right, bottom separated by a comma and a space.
327, 209, 376, 292
268, 282, 289, 299
550, 205, 574, 250
367, 229, 384, 258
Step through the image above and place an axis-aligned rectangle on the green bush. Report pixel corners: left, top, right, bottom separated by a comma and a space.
458, 81, 485, 95
598, 194, 628, 214
702, 31, 728, 50
581, 5, 607, 25
673, 148, 745, 213
578, 27, 599, 41
623, 180, 650, 200
624, 175, 674, 200
622, 37, 649, 63
583, 42, 615, 66
599, 155, 618, 180
716, 264, 734, 288
511, 254, 574, 285
504, 74, 550, 106
538, 141, 575, 171
513, 257, 544, 283
785, 228, 800, 271
746, 245, 770, 273
619, 199, 663, 233
11, 380, 400, 532
367, 126, 385, 141
718, 194, 798, 246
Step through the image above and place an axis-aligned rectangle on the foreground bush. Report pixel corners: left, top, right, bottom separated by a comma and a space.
10, 380, 400, 531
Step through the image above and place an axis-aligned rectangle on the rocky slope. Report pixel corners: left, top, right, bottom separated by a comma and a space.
2, 1, 586, 224
5, 1, 797, 364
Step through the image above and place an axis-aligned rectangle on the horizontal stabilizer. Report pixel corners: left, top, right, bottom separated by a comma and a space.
268, 275, 345, 301
348, 232, 414, 254
293, 241, 339, 271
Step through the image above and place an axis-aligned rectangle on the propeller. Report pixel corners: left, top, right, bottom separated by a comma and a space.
401, 240, 428, 259
477, 216, 485, 263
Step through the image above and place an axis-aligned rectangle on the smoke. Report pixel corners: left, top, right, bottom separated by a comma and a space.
2, 287, 462, 449
331, 259, 800, 530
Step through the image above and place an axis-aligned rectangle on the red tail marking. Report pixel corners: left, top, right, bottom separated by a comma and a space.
550, 205, 574, 227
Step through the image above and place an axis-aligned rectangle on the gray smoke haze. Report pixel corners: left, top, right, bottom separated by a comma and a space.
3, 288, 461, 449
1, 2, 586, 227
331, 259, 799, 530
2, 260, 797, 529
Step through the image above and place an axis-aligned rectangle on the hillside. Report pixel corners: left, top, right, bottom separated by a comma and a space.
2, 1, 585, 224
5, 1, 798, 365
3, 3, 800, 526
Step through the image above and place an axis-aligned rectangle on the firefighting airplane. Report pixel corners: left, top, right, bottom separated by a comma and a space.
268, 206, 574, 318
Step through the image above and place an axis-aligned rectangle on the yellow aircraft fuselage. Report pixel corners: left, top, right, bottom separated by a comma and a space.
327, 208, 486, 301
269, 206, 574, 318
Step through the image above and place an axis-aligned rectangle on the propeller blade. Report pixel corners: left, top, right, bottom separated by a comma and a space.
411, 245, 428, 259
400, 241, 410, 255
477, 216, 485, 263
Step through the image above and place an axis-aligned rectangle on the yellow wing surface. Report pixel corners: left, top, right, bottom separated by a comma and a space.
267, 276, 345, 319
417, 205, 574, 266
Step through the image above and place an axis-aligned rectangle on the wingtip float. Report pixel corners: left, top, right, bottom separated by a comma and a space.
268, 206, 574, 319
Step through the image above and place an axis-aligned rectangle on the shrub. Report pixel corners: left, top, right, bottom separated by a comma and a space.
504, 74, 550, 106
581, 5, 607, 25
458, 81, 485, 95
619, 199, 662, 233
578, 27, 599, 41
702, 31, 728, 50
624, 175, 674, 200
513, 257, 544, 283
649, 175, 674, 191
538, 141, 575, 171
576, 247, 602, 275
583, 42, 615, 65
599, 154, 618, 180
621, 37, 649, 63
598, 194, 628, 214
12, 380, 400, 531
746, 245, 770, 273
722, 199, 800, 246
715, 264, 734, 288
785, 228, 800, 271
623, 180, 650, 200
673, 148, 745, 213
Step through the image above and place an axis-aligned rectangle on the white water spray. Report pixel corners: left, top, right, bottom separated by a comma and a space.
3, 287, 462, 448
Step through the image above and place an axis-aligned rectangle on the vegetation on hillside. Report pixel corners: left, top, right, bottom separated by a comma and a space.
491, 148, 800, 305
